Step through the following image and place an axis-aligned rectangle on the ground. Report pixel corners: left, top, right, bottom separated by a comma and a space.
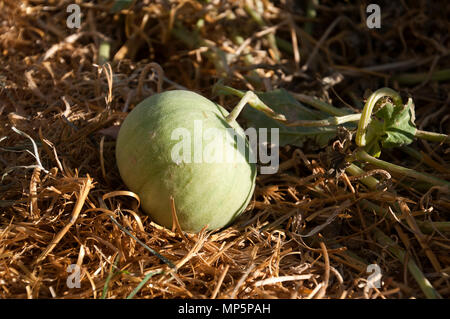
0, 0, 449, 299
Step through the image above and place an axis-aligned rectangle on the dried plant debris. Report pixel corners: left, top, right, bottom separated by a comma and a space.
0, 0, 449, 299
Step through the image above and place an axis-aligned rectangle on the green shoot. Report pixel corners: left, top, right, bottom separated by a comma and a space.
101, 255, 120, 299
126, 269, 164, 299
109, 215, 175, 269
355, 87, 403, 148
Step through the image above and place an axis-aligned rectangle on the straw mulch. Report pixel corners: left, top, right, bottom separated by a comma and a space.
0, 0, 449, 299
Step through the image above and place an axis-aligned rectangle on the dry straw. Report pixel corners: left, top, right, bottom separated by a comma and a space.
0, 0, 449, 299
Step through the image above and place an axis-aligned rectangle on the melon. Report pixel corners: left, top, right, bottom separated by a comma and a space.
116, 90, 256, 232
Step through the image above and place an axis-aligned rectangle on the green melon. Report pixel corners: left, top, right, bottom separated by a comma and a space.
116, 90, 256, 232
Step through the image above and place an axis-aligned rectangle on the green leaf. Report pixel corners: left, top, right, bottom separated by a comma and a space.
240, 89, 350, 148
367, 98, 417, 152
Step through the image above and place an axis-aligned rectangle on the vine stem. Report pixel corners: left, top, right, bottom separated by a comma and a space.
372, 227, 442, 299
355, 87, 403, 147
415, 129, 450, 144
225, 91, 258, 123
289, 92, 351, 116
216, 84, 358, 126
216, 84, 449, 188
354, 149, 450, 188
214, 86, 286, 124
344, 163, 379, 190
286, 113, 361, 127
392, 68, 450, 85
218, 85, 449, 144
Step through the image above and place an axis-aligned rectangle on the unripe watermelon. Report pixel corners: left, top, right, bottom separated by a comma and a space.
116, 90, 256, 232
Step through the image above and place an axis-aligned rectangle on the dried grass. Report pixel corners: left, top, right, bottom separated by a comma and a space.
0, 0, 449, 299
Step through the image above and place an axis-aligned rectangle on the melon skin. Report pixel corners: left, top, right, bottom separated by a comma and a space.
116, 90, 256, 232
